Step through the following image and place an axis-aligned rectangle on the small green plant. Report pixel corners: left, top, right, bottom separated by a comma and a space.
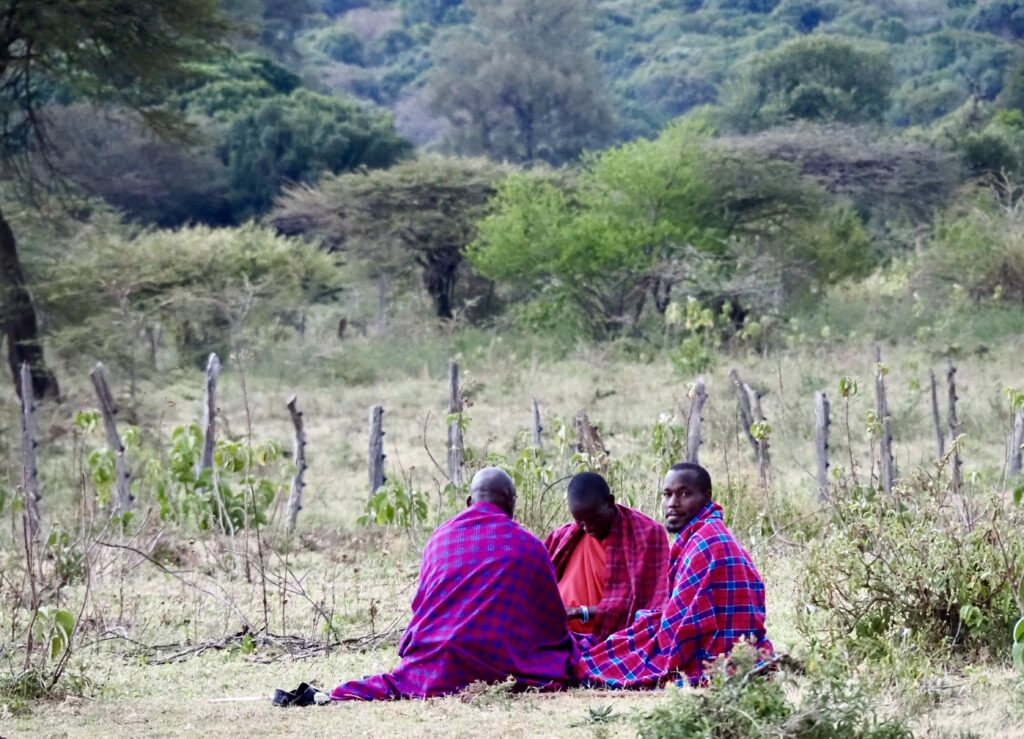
650, 414, 687, 477
32, 607, 76, 662
633, 642, 911, 739
358, 478, 429, 529
148, 423, 285, 533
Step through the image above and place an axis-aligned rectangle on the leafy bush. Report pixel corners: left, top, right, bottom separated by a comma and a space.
799, 472, 1024, 666
148, 424, 287, 533
221, 89, 411, 216
38, 221, 342, 372
633, 642, 911, 739
923, 183, 1024, 303
722, 37, 892, 132
317, 26, 366, 64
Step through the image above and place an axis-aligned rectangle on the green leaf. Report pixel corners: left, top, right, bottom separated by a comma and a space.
1014, 485, 1024, 508
1013, 616, 1024, 644
1014, 640, 1024, 676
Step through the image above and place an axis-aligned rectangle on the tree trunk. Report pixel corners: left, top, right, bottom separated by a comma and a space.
0, 206, 58, 400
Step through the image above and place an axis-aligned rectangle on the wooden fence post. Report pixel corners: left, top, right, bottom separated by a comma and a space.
728, 368, 759, 459
685, 377, 707, 464
814, 391, 830, 500
197, 353, 221, 477
368, 405, 386, 494
284, 395, 307, 535
574, 410, 608, 457
447, 359, 465, 486
1008, 408, 1024, 479
89, 362, 132, 515
531, 398, 543, 451
20, 362, 40, 541
929, 369, 944, 463
874, 347, 895, 494
947, 362, 963, 493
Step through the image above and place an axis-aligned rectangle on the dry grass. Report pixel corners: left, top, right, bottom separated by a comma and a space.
3, 316, 1024, 737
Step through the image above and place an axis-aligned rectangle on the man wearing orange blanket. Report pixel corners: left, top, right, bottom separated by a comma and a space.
544, 472, 670, 640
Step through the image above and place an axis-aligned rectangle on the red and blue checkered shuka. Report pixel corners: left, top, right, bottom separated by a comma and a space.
574, 501, 772, 688
331, 502, 578, 700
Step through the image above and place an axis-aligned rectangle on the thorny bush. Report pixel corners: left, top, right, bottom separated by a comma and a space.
798, 467, 1024, 668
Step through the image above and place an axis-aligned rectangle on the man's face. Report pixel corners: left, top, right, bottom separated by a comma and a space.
662, 469, 710, 534
568, 496, 617, 540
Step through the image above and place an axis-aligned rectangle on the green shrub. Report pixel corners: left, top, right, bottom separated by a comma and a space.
799, 473, 1024, 667
633, 642, 911, 739
317, 26, 365, 64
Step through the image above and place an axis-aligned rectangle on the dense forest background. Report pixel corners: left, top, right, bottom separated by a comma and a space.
5, 0, 1024, 397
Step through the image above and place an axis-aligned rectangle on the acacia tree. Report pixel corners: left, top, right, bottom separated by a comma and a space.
427, 0, 613, 164
271, 156, 512, 319
0, 0, 227, 398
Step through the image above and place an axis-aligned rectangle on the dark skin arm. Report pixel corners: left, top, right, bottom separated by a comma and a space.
566, 605, 600, 621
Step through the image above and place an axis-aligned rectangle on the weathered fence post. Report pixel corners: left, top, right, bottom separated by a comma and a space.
368, 405, 386, 494
814, 391, 830, 500
574, 410, 608, 456
1008, 408, 1024, 479
531, 398, 543, 451
284, 395, 307, 535
874, 347, 895, 494
20, 362, 40, 541
929, 368, 944, 463
947, 362, 963, 493
197, 353, 221, 477
447, 359, 465, 486
685, 377, 707, 464
89, 362, 132, 515
728, 368, 759, 457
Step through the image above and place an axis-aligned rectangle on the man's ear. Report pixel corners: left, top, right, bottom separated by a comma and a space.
465, 495, 472, 508
608, 494, 615, 505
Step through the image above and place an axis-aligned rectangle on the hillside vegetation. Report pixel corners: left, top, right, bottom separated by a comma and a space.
2, 0, 1024, 736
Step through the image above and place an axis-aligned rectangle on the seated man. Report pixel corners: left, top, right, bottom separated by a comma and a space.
332, 467, 578, 700
544, 472, 669, 639
575, 463, 772, 688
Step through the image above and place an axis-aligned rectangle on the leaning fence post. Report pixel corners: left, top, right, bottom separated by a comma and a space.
197, 353, 221, 477
89, 362, 132, 515
368, 405, 386, 494
814, 391, 830, 500
947, 362, 963, 493
728, 368, 759, 459
874, 347, 895, 494
929, 368, 944, 463
19, 362, 40, 541
447, 360, 465, 486
531, 398, 543, 451
284, 395, 307, 535
685, 377, 707, 464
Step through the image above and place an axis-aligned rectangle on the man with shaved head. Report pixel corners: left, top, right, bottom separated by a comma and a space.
331, 467, 577, 700
575, 463, 772, 688
544, 472, 669, 640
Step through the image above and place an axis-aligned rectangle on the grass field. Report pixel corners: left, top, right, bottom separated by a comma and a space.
3, 321, 1024, 737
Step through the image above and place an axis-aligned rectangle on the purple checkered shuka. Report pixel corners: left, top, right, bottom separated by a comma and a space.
331, 502, 578, 700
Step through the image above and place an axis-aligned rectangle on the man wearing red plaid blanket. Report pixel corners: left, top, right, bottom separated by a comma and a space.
544, 472, 669, 639
574, 463, 772, 688
331, 467, 578, 700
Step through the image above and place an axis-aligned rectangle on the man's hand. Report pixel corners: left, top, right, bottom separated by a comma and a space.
566, 605, 598, 621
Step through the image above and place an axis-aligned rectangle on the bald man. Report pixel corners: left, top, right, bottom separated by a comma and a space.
331, 467, 578, 700
544, 472, 669, 640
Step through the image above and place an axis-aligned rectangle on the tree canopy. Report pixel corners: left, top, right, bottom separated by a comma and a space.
427, 0, 614, 164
